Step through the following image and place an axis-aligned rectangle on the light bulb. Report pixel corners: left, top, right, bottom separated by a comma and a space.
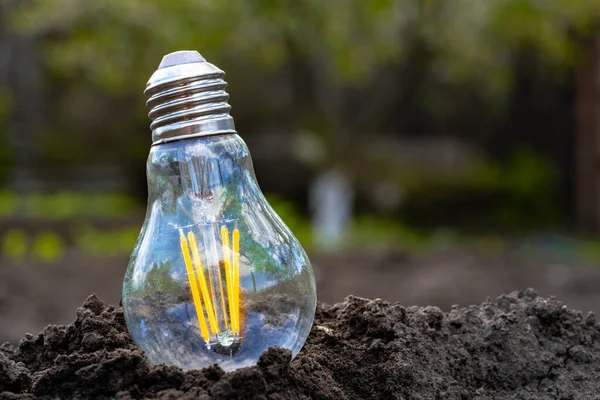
122, 51, 317, 372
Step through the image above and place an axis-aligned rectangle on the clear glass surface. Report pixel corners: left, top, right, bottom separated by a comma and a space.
123, 134, 316, 372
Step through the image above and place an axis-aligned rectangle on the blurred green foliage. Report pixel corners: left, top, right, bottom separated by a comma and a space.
11, 0, 600, 100
395, 148, 560, 230
268, 193, 431, 252
72, 224, 140, 257
5, 0, 592, 225
0, 0, 599, 265
396, 147, 556, 195
476, 148, 559, 229
472, 148, 557, 196
3, 193, 600, 266
31, 231, 65, 263
2, 229, 28, 263
1, 223, 139, 263
0, 191, 140, 219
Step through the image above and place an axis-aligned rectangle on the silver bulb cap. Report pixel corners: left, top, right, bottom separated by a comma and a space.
145, 50, 236, 145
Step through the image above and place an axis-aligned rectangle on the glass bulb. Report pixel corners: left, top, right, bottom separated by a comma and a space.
122, 51, 316, 372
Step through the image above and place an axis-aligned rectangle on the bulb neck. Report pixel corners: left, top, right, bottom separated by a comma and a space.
145, 56, 236, 146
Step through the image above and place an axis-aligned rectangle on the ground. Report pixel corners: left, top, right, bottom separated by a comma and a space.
2, 289, 600, 399
2, 245, 600, 344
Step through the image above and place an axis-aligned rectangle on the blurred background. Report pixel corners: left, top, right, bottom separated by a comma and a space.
2, 0, 600, 343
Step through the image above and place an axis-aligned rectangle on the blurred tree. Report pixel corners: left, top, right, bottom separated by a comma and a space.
1, 1, 43, 192
3, 0, 600, 230
14, 1, 600, 101
575, 34, 600, 233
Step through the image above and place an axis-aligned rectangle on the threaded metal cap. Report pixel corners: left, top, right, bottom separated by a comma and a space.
145, 51, 236, 145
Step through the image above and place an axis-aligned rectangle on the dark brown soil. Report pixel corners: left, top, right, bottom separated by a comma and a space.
2, 289, 600, 399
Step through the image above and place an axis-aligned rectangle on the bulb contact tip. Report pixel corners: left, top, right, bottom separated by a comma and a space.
158, 50, 206, 69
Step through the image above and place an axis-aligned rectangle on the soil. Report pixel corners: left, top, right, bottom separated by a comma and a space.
2, 289, 600, 399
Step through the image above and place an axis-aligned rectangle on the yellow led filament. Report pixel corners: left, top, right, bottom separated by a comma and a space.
180, 226, 241, 345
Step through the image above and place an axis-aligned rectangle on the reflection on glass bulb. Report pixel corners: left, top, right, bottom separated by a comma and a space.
122, 51, 316, 372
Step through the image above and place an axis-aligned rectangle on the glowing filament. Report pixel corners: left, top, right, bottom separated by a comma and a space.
216, 250, 228, 330
232, 228, 241, 335
179, 234, 210, 342
180, 225, 242, 344
187, 231, 219, 334
221, 226, 235, 333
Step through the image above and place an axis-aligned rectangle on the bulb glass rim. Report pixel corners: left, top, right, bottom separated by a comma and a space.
151, 129, 238, 146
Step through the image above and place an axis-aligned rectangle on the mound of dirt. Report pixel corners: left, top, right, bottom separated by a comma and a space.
2, 289, 600, 399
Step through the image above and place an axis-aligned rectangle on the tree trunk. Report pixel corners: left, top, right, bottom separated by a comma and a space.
575, 34, 600, 233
